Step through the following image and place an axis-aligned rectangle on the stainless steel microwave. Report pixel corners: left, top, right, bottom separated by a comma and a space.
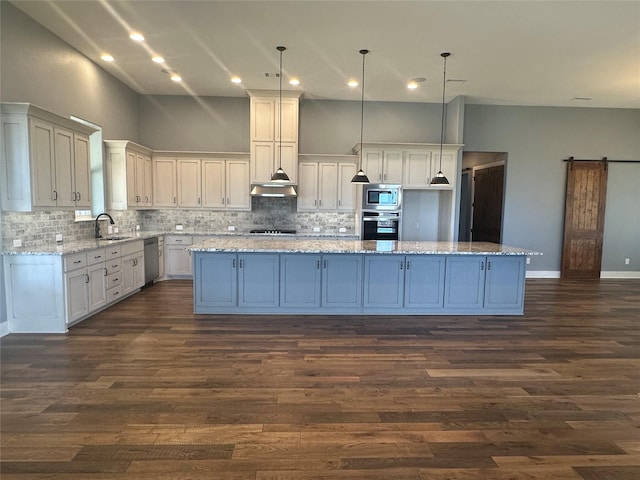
362, 184, 402, 211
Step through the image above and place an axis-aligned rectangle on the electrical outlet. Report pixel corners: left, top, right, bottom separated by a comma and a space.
526, 257, 531, 265
55, 234, 63, 242
13, 239, 22, 248
339, 227, 346, 233
625, 258, 630, 265
108, 225, 113, 234
136, 224, 141, 231
176, 224, 184, 231
114, 227, 119, 234
313, 227, 321, 232
227, 226, 236, 231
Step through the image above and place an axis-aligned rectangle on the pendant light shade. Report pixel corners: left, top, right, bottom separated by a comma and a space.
431, 52, 451, 186
271, 45, 291, 183
351, 49, 370, 184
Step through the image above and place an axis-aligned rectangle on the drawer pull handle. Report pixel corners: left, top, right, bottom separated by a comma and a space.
73, 260, 82, 264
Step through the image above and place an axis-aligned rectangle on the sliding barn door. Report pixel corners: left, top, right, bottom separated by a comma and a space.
561, 161, 608, 279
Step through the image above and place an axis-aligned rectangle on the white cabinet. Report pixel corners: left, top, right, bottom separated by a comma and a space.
202, 159, 250, 210
1, 103, 96, 212
297, 157, 357, 212
403, 148, 458, 189
249, 91, 301, 184
360, 149, 403, 184
165, 235, 193, 277
105, 140, 153, 210
153, 157, 177, 207
121, 240, 145, 296
177, 158, 202, 207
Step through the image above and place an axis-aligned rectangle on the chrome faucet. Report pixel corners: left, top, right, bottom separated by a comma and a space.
94, 212, 115, 238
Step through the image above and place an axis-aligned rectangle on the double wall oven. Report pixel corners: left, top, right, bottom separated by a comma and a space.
361, 184, 402, 241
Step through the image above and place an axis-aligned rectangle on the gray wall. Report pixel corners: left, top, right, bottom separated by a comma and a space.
463, 105, 640, 273
0, 1, 139, 140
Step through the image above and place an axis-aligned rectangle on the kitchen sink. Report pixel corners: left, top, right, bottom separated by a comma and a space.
100, 236, 133, 241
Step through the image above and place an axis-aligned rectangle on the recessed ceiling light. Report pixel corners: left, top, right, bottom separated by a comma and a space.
170, 74, 182, 82
152, 56, 165, 64
231, 76, 242, 84
347, 80, 359, 87
289, 78, 300, 86
407, 82, 418, 89
101, 54, 114, 62
129, 32, 145, 42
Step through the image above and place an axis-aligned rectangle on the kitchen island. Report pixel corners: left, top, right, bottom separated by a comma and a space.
190, 238, 540, 315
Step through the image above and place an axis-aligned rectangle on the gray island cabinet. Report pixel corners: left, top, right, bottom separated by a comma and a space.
191, 238, 539, 315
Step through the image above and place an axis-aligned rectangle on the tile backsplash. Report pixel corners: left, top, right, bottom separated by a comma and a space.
1, 198, 357, 250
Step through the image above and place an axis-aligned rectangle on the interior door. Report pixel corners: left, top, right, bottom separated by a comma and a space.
472, 164, 504, 243
561, 160, 608, 279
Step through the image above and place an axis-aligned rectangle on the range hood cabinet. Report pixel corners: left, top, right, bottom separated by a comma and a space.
250, 184, 298, 197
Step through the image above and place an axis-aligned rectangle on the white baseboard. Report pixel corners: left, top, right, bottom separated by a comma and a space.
0, 321, 9, 338
526, 271, 561, 278
600, 271, 640, 279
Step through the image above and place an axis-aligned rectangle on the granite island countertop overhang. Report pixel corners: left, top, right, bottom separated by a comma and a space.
190, 238, 542, 256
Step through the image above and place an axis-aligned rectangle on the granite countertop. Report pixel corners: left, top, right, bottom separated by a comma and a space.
190, 237, 541, 256
1, 231, 360, 255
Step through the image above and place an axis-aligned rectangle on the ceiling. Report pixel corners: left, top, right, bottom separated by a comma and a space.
10, 0, 640, 108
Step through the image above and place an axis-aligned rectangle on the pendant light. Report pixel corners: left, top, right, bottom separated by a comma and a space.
271, 45, 290, 182
351, 49, 370, 184
431, 52, 451, 185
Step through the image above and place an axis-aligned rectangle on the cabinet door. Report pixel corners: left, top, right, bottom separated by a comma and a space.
321, 254, 363, 308
202, 160, 225, 208
363, 255, 405, 308
177, 159, 202, 207
121, 254, 137, 296
277, 142, 298, 184
194, 253, 237, 307
53, 127, 75, 207
404, 255, 445, 308
280, 254, 321, 308
250, 142, 274, 183
431, 150, 457, 188
225, 160, 250, 210
297, 162, 318, 211
134, 253, 145, 289
362, 150, 383, 183
403, 151, 431, 188
444, 256, 486, 309
165, 244, 193, 276
73, 133, 91, 208
251, 98, 275, 142
382, 150, 403, 184
337, 163, 357, 211
275, 98, 298, 143
29, 119, 56, 207
484, 256, 526, 311
153, 158, 177, 207
238, 254, 279, 307
318, 163, 338, 210
66, 269, 89, 323
126, 150, 138, 207
87, 262, 107, 312
141, 154, 153, 206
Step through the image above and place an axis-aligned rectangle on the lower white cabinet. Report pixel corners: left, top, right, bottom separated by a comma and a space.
165, 235, 193, 277
122, 241, 145, 296
65, 262, 90, 325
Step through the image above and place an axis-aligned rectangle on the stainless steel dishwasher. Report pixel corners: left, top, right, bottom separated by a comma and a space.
143, 237, 159, 285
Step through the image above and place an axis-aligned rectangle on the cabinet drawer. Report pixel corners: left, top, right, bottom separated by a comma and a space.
121, 240, 144, 256
106, 285, 123, 303
165, 235, 193, 245
64, 252, 87, 272
87, 248, 107, 266
107, 271, 122, 288
105, 246, 121, 259
106, 258, 122, 274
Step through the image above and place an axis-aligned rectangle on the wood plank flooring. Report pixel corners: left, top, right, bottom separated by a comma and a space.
1, 279, 639, 479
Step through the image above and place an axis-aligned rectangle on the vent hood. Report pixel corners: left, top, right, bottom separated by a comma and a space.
250, 183, 297, 197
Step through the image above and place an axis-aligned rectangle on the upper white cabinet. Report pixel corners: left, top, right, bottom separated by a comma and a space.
152, 154, 250, 211
297, 155, 358, 212
248, 90, 302, 184
104, 140, 153, 210
1, 103, 96, 212
353, 143, 462, 189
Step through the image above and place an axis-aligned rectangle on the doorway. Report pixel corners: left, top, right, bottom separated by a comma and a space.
459, 152, 507, 243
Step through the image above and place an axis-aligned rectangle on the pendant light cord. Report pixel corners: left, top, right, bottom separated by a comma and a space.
279, 47, 283, 170
359, 49, 368, 171
439, 53, 448, 171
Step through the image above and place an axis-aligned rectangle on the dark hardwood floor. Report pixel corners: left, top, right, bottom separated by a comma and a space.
2, 279, 639, 479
